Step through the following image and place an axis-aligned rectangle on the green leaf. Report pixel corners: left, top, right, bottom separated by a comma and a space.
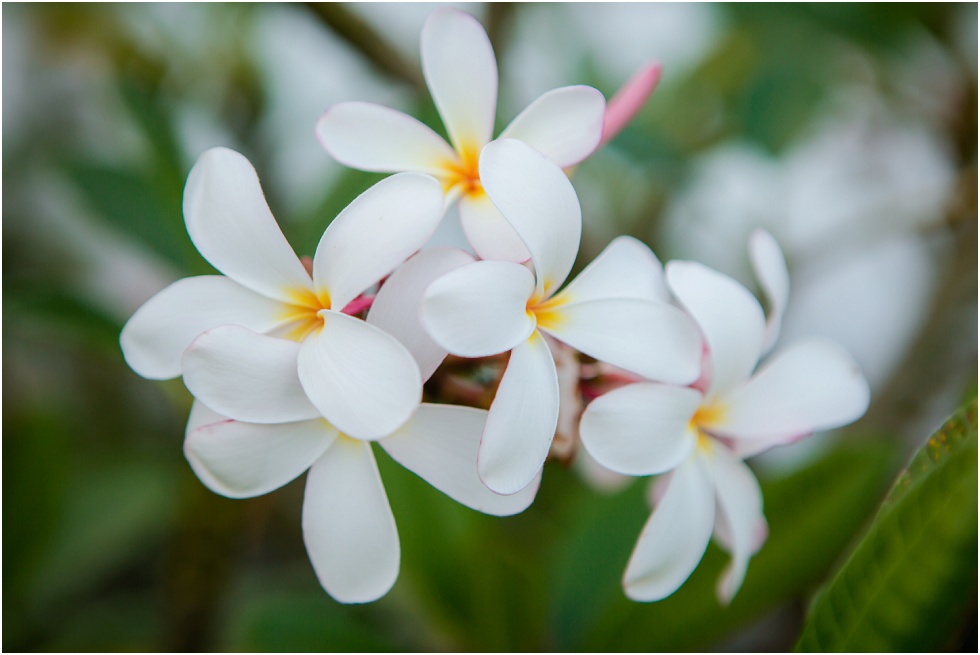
795, 399, 979, 652
554, 440, 897, 651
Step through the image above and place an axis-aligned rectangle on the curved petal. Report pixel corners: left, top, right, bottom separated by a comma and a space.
185, 417, 336, 499
479, 138, 582, 299
367, 247, 475, 382
316, 102, 458, 176
297, 311, 422, 440
479, 331, 559, 495
421, 260, 536, 357
702, 444, 766, 604
601, 62, 663, 147
749, 229, 789, 355
551, 236, 669, 305
579, 382, 701, 476
303, 438, 399, 604
312, 172, 445, 310
538, 298, 702, 384
182, 325, 320, 424
707, 338, 870, 447
380, 404, 539, 515
458, 191, 531, 262
183, 147, 312, 302
499, 85, 606, 167
666, 261, 766, 399
623, 455, 716, 602
185, 400, 227, 434
120, 275, 288, 380
420, 7, 497, 155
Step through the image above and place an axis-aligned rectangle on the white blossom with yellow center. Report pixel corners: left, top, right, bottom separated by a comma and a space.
316, 7, 606, 263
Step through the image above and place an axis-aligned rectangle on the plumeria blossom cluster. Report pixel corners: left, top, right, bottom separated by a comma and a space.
120, 8, 870, 605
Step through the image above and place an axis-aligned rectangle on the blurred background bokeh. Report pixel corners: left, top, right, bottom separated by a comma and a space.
3, 3, 977, 651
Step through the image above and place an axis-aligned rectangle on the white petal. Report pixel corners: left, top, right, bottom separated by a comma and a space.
421, 260, 536, 357
749, 229, 789, 354
579, 382, 701, 476
303, 438, 399, 604
708, 338, 870, 448
420, 7, 497, 154
185, 417, 336, 499
702, 444, 766, 604
182, 325, 321, 424
458, 191, 531, 262
297, 311, 422, 440
312, 172, 445, 310
380, 404, 539, 515
623, 455, 716, 602
553, 236, 670, 305
316, 102, 458, 176
479, 139, 582, 299
666, 261, 766, 399
367, 247, 475, 382
120, 275, 287, 380
538, 298, 702, 384
479, 332, 559, 495
499, 85, 606, 167
183, 147, 312, 302
185, 400, 227, 433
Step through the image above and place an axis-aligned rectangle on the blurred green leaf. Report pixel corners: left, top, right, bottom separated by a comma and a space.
61, 160, 198, 271
553, 440, 897, 651
4, 283, 123, 352
795, 399, 978, 652
222, 585, 401, 652
37, 592, 164, 652
30, 459, 179, 606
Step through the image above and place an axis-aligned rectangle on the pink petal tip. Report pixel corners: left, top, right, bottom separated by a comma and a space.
600, 62, 664, 147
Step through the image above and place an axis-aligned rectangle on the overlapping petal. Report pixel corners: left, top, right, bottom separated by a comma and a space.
457, 192, 531, 262
421, 260, 536, 357
380, 404, 539, 515
553, 236, 670, 305
297, 311, 422, 440
538, 298, 702, 384
706, 338, 870, 445
499, 85, 606, 167
623, 456, 716, 602
120, 275, 287, 380
666, 261, 766, 399
185, 416, 336, 499
182, 326, 321, 424
316, 102, 459, 177
312, 172, 445, 310
183, 147, 312, 303
479, 332, 559, 495
303, 438, 399, 604
367, 247, 475, 381
704, 445, 766, 604
480, 139, 581, 299
579, 382, 701, 476
749, 229, 789, 354
420, 7, 497, 154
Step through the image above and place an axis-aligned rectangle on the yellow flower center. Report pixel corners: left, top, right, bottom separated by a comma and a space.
690, 403, 727, 451
278, 287, 332, 342
527, 293, 569, 332
442, 146, 483, 197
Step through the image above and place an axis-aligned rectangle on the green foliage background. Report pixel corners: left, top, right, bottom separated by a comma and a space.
3, 3, 977, 651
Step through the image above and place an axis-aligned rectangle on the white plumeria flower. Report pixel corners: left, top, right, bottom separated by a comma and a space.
316, 7, 606, 263
184, 397, 539, 604
420, 138, 702, 495
120, 147, 445, 440
181, 246, 537, 604
579, 230, 871, 604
